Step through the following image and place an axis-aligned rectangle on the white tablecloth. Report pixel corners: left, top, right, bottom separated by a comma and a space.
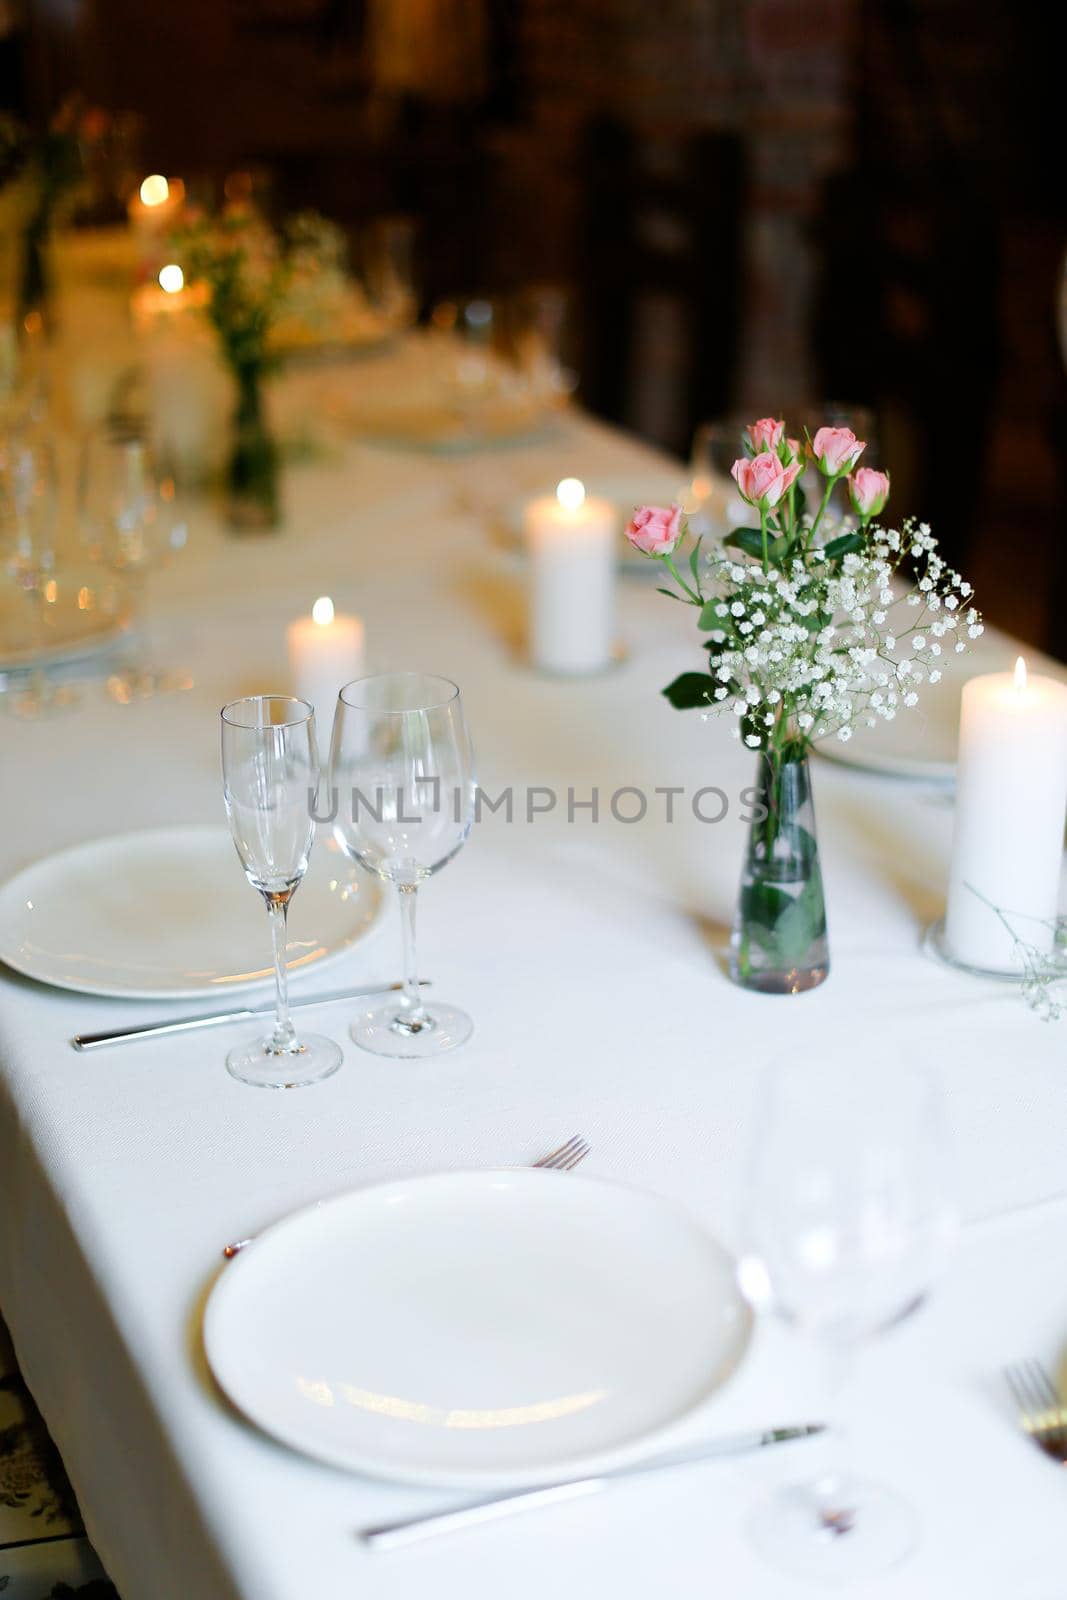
1, 368, 1065, 1600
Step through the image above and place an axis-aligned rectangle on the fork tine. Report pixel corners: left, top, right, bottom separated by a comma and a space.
557, 1139, 590, 1172
1004, 1359, 1067, 1462
1016, 1360, 1049, 1435
535, 1135, 583, 1171
1004, 1363, 1032, 1429
1027, 1359, 1067, 1456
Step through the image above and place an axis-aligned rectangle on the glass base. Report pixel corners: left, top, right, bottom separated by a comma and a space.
106, 665, 194, 704
350, 1000, 473, 1059
748, 1477, 919, 1583
729, 959, 830, 994
226, 1031, 343, 1089
8, 681, 78, 718
923, 918, 1037, 981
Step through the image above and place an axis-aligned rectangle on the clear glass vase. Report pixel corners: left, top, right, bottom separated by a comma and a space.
17, 219, 52, 333
226, 366, 280, 532
730, 751, 829, 994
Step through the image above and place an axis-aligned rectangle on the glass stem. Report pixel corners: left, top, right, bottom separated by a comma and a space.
397, 883, 428, 1025
266, 894, 297, 1053
809, 1337, 859, 1534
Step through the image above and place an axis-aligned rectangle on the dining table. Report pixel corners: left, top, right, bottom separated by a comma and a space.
0, 337, 1065, 1600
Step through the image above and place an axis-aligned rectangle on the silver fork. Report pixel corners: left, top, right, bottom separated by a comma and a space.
220, 1135, 590, 1258
1004, 1358, 1067, 1462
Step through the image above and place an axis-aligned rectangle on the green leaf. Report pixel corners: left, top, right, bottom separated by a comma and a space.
724, 526, 793, 566
655, 587, 688, 602
773, 867, 827, 962
822, 531, 864, 562
723, 528, 767, 562
662, 672, 714, 710
688, 535, 703, 586
698, 599, 725, 629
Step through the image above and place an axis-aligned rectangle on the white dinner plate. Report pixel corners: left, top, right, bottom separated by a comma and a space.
815, 623, 1067, 782
0, 825, 383, 1000
204, 1169, 753, 1488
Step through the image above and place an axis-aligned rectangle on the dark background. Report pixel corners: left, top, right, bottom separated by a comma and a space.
4, 0, 1066, 650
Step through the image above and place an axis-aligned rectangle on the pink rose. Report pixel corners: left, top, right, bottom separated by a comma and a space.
812, 426, 865, 476
745, 417, 784, 454
730, 450, 801, 511
848, 467, 890, 518
624, 502, 683, 556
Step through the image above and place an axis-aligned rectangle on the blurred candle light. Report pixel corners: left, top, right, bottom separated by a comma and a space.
139, 175, 171, 208
158, 263, 184, 295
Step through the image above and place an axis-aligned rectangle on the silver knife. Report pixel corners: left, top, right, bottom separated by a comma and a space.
361, 1424, 824, 1550
71, 981, 429, 1051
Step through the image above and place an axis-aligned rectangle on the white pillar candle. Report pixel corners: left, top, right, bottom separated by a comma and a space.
286, 597, 365, 761
944, 657, 1067, 971
127, 176, 186, 274
524, 478, 617, 674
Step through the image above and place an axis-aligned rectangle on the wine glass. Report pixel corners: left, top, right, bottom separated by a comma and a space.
329, 673, 476, 1058
79, 431, 189, 698
0, 432, 73, 717
220, 695, 343, 1089
739, 1054, 955, 1582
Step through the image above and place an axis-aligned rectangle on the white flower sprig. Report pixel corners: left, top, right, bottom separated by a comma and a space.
698, 515, 981, 750
624, 417, 982, 759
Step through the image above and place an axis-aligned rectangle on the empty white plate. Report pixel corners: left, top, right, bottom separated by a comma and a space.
0, 824, 384, 999
204, 1168, 753, 1488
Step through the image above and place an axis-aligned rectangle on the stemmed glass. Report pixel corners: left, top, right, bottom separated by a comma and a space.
329, 673, 476, 1058
740, 1055, 955, 1582
220, 695, 343, 1089
80, 432, 189, 699
0, 432, 73, 716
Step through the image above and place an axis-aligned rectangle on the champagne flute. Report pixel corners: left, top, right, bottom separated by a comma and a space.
739, 1055, 955, 1582
220, 695, 343, 1088
330, 673, 476, 1058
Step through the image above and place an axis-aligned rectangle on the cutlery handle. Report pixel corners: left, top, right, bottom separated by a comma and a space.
360, 1425, 824, 1550
73, 1011, 257, 1049
71, 980, 424, 1051
363, 1479, 605, 1550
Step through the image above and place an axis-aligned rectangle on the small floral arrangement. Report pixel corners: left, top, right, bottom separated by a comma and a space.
0, 98, 108, 326
178, 207, 357, 527
625, 418, 983, 761
176, 206, 294, 380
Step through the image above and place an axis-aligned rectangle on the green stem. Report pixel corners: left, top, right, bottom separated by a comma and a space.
759, 507, 768, 576
662, 552, 701, 605
806, 476, 838, 550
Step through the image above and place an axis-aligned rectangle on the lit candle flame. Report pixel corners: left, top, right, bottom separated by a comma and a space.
158, 263, 184, 294
1014, 655, 1027, 694
312, 596, 335, 627
139, 174, 170, 208
556, 477, 586, 511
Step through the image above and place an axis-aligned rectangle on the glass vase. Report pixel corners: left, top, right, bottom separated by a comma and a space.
730, 751, 829, 994
16, 220, 52, 334
226, 367, 280, 532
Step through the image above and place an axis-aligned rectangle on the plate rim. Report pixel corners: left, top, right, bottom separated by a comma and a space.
0, 822, 383, 1001
203, 1166, 754, 1489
